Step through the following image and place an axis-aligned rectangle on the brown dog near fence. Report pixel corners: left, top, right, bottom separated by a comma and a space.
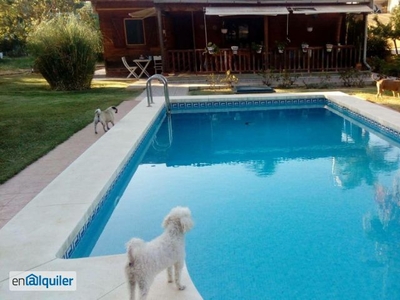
376, 78, 400, 98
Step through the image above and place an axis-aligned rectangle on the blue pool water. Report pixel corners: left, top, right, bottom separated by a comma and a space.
71, 108, 400, 299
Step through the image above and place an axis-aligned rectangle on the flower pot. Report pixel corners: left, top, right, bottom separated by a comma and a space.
207, 47, 215, 54
301, 44, 309, 53
221, 28, 228, 34
326, 44, 333, 52
231, 46, 239, 55
278, 48, 284, 54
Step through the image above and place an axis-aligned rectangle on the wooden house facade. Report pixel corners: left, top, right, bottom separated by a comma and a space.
90, 0, 374, 77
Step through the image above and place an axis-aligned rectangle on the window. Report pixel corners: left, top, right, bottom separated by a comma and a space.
124, 19, 145, 45
226, 22, 246, 42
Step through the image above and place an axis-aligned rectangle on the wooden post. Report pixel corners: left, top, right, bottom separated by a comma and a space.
336, 15, 343, 44
191, 11, 198, 74
156, 7, 165, 73
264, 16, 269, 70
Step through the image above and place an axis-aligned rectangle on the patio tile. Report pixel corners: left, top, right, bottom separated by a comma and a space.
7, 193, 37, 206
0, 180, 22, 195
0, 204, 26, 220
0, 194, 15, 206
0, 219, 9, 228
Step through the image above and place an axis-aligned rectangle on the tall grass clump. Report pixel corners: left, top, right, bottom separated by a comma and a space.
27, 14, 101, 90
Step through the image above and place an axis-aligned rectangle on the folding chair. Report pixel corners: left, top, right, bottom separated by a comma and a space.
153, 56, 163, 74
121, 57, 138, 78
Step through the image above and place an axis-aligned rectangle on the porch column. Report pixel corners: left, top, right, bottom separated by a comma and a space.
264, 16, 269, 69
156, 7, 166, 73
191, 11, 198, 74
336, 14, 343, 44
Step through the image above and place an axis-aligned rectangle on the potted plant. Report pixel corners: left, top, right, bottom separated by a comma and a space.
301, 42, 309, 53
251, 42, 263, 54
206, 42, 219, 55
326, 43, 333, 52
275, 40, 287, 53
231, 46, 239, 55
221, 22, 227, 34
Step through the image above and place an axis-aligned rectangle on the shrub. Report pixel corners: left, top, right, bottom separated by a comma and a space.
206, 73, 221, 89
367, 35, 390, 59
302, 73, 332, 89
381, 56, 400, 78
27, 14, 101, 91
275, 70, 299, 88
258, 68, 277, 86
339, 69, 368, 87
367, 56, 386, 73
220, 70, 238, 88
206, 70, 239, 89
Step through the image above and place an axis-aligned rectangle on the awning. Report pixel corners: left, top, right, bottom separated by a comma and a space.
205, 7, 289, 16
291, 5, 373, 15
129, 8, 156, 19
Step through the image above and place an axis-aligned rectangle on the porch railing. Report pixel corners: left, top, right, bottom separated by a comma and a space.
166, 45, 360, 74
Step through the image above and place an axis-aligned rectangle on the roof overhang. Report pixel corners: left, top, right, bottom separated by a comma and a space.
205, 6, 289, 16
129, 7, 156, 18
290, 5, 373, 14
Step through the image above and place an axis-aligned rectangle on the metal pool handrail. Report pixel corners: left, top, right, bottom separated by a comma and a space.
146, 74, 171, 112
152, 113, 173, 151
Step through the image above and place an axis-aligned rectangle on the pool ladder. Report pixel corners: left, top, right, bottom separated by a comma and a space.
146, 74, 171, 112
152, 113, 173, 151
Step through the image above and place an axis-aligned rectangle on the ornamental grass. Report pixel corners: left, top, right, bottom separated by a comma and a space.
27, 14, 101, 91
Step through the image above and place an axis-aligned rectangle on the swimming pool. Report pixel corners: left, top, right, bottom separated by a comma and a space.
68, 95, 400, 299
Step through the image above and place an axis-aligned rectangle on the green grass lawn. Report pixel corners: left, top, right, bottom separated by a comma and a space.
0, 73, 142, 183
0, 56, 34, 73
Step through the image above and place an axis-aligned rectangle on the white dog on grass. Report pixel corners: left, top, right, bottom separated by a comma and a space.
94, 106, 118, 134
125, 206, 194, 300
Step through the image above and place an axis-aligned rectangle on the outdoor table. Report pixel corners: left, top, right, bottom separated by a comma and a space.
133, 58, 151, 78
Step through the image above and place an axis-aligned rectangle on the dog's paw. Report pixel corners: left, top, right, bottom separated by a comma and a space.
168, 279, 173, 283
178, 285, 186, 291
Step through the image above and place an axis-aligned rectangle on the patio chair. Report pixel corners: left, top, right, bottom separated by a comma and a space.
153, 55, 163, 74
121, 57, 138, 78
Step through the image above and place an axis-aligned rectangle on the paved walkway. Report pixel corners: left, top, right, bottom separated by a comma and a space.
0, 75, 189, 229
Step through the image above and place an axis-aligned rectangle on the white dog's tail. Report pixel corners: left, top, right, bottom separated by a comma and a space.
126, 238, 145, 264
94, 108, 101, 118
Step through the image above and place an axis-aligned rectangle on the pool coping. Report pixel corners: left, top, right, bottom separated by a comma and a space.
2, 91, 400, 299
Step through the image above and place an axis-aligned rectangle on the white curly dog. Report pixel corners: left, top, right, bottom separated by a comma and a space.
125, 206, 194, 300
